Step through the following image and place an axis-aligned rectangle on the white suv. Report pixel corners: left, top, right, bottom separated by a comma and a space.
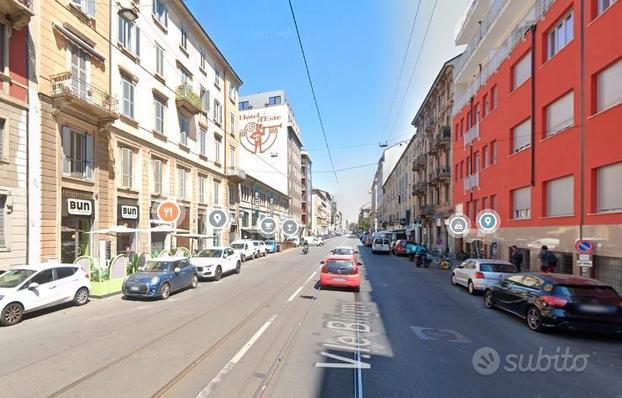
253, 241, 268, 257
0, 263, 90, 326
371, 238, 391, 254
230, 241, 256, 261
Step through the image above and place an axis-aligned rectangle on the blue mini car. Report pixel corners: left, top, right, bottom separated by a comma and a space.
265, 240, 280, 253
122, 257, 198, 300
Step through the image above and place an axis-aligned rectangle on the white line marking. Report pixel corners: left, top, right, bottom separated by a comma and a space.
304, 270, 317, 285
195, 313, 279, 398
287, 286, 303, 302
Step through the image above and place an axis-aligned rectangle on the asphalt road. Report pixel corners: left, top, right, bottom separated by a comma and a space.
1, 237, 621, 398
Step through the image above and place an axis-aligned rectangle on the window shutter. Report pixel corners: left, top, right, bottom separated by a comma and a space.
118, 16, 123, 44
598, 162, 622, 212
86, 0, 96, 18
512, 52, 531, 90
85, 133, 93, 179
546, 91, 574, 135
546, 176, 574, 216
62, 127, 72, 174
512, 119, 531, 152
597, 59, 622, 112
512, 187, 531, 218
0, 195, 5, 247
135, 26, 140, 57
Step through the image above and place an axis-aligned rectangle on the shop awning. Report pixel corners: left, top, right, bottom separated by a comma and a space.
88, 226, 141, 234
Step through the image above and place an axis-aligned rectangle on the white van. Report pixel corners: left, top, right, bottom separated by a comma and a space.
371, 238, 391, 254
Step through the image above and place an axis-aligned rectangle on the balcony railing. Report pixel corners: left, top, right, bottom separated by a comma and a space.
412, 182, 427, 196
464, 171, 480, 191
435, 167, 451, 182
227, 166, 247, 183
50, 72, 118, 120
464, 123, 479, 146
175, 84, 202, 115
0, 0, 34, 30
420, 205, 435, 217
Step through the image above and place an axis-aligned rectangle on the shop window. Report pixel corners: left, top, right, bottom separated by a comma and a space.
597, 162, 622, 212
546, 175, 574, 216
62, 127, 93, 180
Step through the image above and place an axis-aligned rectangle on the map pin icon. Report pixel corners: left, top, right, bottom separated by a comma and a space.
484, 216, 492, 227
213, 213, 222, 223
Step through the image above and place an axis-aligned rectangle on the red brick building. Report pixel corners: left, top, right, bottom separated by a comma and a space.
452, 0, 622, 290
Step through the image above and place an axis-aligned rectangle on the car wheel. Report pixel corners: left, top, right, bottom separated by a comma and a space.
526, 306, 544, 332
1, 302, 24, 326
191, 275, 199, 289
450, 273, 457, 286
73, 287, 89, 306
468, 280, 476, 295
160, 283, 171, 300
484, 290, 495, 309
213, 266, 222, 281
234, 261, 241, 274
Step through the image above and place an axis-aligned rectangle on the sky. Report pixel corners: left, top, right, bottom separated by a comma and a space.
187, 0, 469, 224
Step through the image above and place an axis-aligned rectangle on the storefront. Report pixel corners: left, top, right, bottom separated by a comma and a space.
150, 201, 167, 253
61, 189, 95, 263
176, 206, 191, 248
117, 198, 139, 254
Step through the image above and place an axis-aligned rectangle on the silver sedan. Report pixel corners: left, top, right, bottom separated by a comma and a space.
451, 259, 519, 295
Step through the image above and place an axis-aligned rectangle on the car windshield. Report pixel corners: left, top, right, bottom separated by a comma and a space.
143, 261, 173, 272
0, 269, 36, 288
480, 263, 517, 273
265, 241, 275, 245
334, 248, 354, 255
198, 249, 222, 258
231, 243, 245, 249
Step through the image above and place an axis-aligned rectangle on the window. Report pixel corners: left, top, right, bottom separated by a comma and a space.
546, 91, 574, 136
118, 15, 140, 56
200, 51, 206, 70
229, 146, 235, 168
490, 85, 497, 110
482, 196, 488, 210
214, 136, 222, 163
0, 119, 5, 160
490, 140, 497, 165
72, 0, 96, 18
120, 147, 133, 188
512, 187, 531, 219
214, 99, 223, 125
154, 98, 165, 133
512, 51, 532, 90
56, 267, 78, 279
460, 160, 464, 179
213, 180, 220, 204
155, 43, 164, 76
181, 29, 188, 50
32, 269, 55, 285
177, 168, 187, 199
482, 94, 488, 117
473, 152, 480, 172
229, 84, 237, 101
454, 164, 459, 181
121, 77, 135, 119
201, 88, 210, 113
0, 23, 5, 73
214, 69, 221, 87
198, 175, 207, 203
490, 194, 497, 211
268, 96, 282, 105
230, 112, 235, 134
179, 115, 189, 145
548, 12, 574, 59
546, 175, 574, 216
596, 59, 622, 113
239, 101, 250, 110
152, 0, 168, 26
70, 45, 89, 99
512, 119, 532, 152
62, 127, 93, 180
180, 68, 191, 85
598, 0, 615, 15
482, 145, 488, 167
200, 129, 207, 156
152, 158, 163, 195
597, 162, 622, 212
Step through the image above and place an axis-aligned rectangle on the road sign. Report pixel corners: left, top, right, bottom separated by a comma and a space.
157, 201, 180, 223
476, 210, 500, 234
208, 209, 228, 229
575, 240, 594, 254
259, 217, 277, 235
282, 219, 299, 237
578, 254, 591, 262
577, 260, 593, 267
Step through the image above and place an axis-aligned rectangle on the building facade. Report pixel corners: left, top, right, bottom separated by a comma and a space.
411, 55, 459, 251
0, 0, 32, 269
452, 0, 622, 290
381, 140, 415, 236
238, 90, 304, 224
301, 150, 313, 235
239, 173, 290, 241
311, 188, 332, 235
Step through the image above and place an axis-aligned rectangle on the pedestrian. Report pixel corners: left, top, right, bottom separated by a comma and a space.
510, 245, 523, 272
538, 245, 557, 273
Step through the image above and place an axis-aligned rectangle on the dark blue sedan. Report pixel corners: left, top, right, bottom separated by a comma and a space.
122, 257, 198, 300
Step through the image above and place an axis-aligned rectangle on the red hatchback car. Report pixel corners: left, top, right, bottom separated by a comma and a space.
393, 239, 414, 256
319, 255, 361, 292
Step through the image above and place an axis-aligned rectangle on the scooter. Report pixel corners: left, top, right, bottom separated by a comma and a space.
302, 245, 309, 254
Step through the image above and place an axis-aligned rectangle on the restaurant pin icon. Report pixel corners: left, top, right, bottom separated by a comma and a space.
208, 209, 228, 229
260, 217, 277, 235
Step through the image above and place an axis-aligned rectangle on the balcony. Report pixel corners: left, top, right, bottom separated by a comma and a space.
0, 0, 34, 30
420, 205, 435, 218
438, 126, 451, 146
50, 72, 118, 123
227, 167, 247, 183
414, 154, 426, 167
175, 84, 202, 115
464, 171, 480, 192
435, 167, 451, 182
412, 182, 427, 196
464, 123, 479, 146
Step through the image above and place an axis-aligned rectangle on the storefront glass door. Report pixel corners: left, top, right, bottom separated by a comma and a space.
61, 217, 92, 263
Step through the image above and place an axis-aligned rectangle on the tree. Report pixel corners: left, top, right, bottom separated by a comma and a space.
359, 216, 371, 232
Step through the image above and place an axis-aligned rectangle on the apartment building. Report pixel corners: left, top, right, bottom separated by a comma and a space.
238, 90, 304, 224
0, 0, 33, 269
452, 0, 622, 290
301, 150, 313, 234
382, 140, 415, 235
369, 140, 409, 229
311, 188, 332, 235
239, 173, 290, 241
411, 55, 460, 251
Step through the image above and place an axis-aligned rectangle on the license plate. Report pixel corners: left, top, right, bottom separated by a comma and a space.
579, 304, 614, 314
332, 278, 346, 283
130, 286, 140, 291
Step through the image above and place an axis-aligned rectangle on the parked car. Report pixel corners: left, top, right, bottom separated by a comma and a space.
191, 247, 241, 281
285, 237, 301, 247
393, 239, 414, 256
0, 263, 90, 326
122, 257, 198, 300
371, 238, 391, 254
253, 240, 268, 257
319, 255, 362, 292
484, 273, 622, 333
451, 259, 519, 295
231, 240, 256, 261
364, 235, 374, 247
265, 240, 280, 253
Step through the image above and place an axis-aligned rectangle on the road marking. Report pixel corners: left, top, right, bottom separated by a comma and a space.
304, 270, 317, 284
287, 286, 303, 302
195, 313, 279, 398
410, 326, 471, 343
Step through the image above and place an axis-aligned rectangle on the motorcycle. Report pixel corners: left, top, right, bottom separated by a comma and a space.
302, 245, 309, 254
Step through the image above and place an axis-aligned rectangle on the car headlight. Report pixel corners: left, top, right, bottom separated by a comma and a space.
150, 276, 160, 285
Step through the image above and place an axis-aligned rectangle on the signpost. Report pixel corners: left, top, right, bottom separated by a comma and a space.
575, 240, 594, 254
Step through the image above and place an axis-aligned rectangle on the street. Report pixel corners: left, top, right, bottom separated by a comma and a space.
1, 237, 621, 398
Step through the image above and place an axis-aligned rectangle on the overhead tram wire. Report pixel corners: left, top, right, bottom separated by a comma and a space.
287, 0, 341, 193
387, 0, 439, 141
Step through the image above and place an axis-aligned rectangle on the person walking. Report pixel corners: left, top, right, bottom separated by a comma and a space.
510, 246, 524, 272
538, 245, 557, 273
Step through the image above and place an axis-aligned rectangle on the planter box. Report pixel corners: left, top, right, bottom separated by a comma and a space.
90, 278, 124, 298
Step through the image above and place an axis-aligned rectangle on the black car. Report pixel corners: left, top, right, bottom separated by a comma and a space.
484, 273, 622, 333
